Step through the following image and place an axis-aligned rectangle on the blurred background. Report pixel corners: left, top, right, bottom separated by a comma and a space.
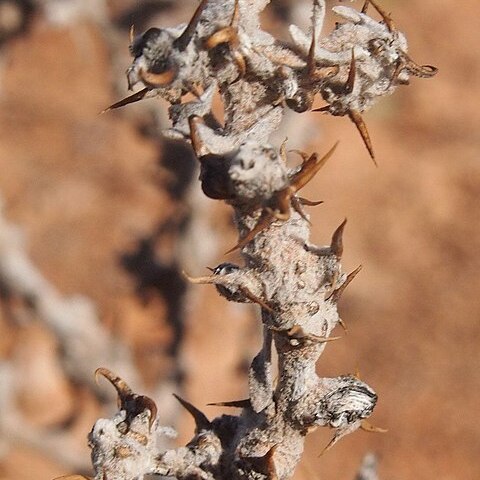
0, 0, 478, 479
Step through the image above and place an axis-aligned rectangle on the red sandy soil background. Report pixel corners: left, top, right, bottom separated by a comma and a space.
0, 1, 478, 479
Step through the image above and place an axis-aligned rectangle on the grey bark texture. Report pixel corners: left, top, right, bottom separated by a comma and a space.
88, 1, 436, 479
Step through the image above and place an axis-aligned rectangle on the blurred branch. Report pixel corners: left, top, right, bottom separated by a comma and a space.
0, 364, 91, 471
355, 453, 379, 480
0, 197, 138, 390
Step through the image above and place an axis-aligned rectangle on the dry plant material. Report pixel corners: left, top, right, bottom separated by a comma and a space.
85, 1, 437, 479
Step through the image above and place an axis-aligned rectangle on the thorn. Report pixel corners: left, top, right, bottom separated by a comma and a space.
283, 325, 341, 345
318, 422, 360, 456
327, 264, 363, 302
101, 88, 149, 113
173, 393, 211, 432
139, 66, 177, 87
401, 53, 438, 78
290, 142, 338, 192
311, 105, 331, 113
307, 334, 342, 344
298, 197, 323, 207
207, 399, 251, 408
348, 110, 377, 165
362, 0, 396, 32
188, 115, 211, 157
345, 49, 356, 94
338, 317, 348, 333
137, 396, 158, 431
319, 432, 341, 456
95, 368, 157, 430
184, 271, 273, 311
242, 445, 278, 479
325, 270, 340, 298
182, 271, 218, 285
330, 218, 347, 258
239, 286, 275, 312
361, 420, 388, 433
174, 0, 209, 51
230, 0, 240, 28
225, 211, 275, 254
323, 270, 340, 300
129, 24, 135, 44
291, 196, 311, 223
95, 367, 133, 399
307, 0, 332, 81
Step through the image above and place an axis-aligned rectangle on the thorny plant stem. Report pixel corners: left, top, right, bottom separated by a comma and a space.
84, 1, 437, 479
